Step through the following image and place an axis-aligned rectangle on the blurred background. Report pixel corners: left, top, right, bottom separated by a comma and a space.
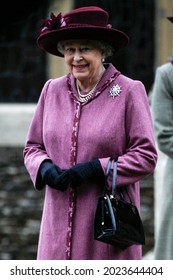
0, 0, 172, 259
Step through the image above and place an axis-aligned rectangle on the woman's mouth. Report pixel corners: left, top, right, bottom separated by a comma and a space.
73, 64, 88, 71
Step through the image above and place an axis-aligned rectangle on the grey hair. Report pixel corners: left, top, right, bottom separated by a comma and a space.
57, 39, 114, 58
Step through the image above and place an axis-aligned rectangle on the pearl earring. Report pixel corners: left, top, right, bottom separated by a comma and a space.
102, 58, 105, 63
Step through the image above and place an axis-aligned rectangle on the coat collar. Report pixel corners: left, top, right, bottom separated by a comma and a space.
67, 63, 121, 104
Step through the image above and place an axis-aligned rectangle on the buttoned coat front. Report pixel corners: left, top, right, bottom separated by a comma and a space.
24, 63, 157, 260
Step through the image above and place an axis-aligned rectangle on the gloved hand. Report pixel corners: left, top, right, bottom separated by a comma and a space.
68, 160, 104, 187
39, 160, 70, 191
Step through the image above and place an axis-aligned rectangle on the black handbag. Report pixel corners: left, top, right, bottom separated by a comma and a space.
94, 158, 145, 247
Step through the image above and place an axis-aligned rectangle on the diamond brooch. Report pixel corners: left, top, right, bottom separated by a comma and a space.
109, 84, 121, 98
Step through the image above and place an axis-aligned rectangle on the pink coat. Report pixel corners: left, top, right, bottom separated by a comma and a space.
23, 63, 157, 260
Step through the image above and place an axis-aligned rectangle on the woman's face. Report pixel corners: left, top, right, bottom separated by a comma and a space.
63, 40, 104, 83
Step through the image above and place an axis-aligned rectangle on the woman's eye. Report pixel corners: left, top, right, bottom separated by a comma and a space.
65, 48, 74, 53
80, 47, 91, 52
64, 46, 92, 55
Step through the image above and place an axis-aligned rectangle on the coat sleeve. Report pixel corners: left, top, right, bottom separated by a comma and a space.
100, 80, 158, 187
23, 79, 52, 190
152, 66, 173, 158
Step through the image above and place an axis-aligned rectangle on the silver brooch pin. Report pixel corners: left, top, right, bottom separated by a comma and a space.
109, 84, 122, 98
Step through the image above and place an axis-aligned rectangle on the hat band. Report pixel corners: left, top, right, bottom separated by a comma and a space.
61, 23, 112, 28
40, 12, 112, 35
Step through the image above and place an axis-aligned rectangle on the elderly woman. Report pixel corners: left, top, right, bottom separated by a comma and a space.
23, 6, 157, 260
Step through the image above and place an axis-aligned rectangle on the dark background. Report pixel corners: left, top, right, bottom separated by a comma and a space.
0, 0, 154, 102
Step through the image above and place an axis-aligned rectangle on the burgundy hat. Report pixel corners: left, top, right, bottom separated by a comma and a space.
37, 6, 129, 57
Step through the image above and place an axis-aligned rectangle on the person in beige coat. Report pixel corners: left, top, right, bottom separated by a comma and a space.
152, 13, 173, 259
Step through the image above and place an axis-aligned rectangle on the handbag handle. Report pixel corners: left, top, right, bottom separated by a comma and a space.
112, 159, 118, 197
104, 158, 117, 197
105, 158, 133, 203
104, 158, 117, 232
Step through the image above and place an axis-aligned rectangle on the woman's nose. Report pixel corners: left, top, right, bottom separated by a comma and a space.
73, 51, 83, 61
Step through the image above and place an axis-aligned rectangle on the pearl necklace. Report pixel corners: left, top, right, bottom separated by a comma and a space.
76, 71, 105, 103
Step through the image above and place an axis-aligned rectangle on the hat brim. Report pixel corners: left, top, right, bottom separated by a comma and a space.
167, 16, 173, 23
37, 26, 129, 57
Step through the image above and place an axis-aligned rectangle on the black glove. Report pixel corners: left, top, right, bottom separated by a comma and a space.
39, 160, 70, 191
68, 160, 104, 187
